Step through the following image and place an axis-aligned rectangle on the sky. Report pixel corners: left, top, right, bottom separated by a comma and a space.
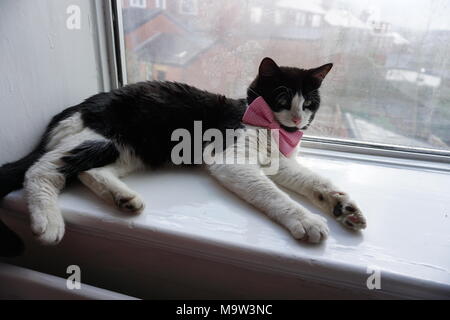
344, 0, 450, 30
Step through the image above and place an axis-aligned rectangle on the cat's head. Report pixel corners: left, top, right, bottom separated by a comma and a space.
247, 57, 333, 132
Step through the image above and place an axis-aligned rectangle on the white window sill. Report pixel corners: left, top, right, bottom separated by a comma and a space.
1, 148, 449, 299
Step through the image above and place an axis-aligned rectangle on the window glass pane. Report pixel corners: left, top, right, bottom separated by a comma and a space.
121, 0, 450, 152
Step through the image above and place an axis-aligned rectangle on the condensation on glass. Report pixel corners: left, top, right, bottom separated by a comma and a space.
121, 0, 450, 152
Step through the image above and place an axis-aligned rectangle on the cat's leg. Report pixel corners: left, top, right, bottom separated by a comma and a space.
24, 147, 69, 244
207, 162, 329, 243
24, 126, 118, 244
78, 167, 145, 214
78, 148, 145, 214
270, 156, 366, 231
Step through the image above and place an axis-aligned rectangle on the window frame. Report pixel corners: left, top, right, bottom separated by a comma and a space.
155, 0, 167, 10
105, 0, 450, 164
295, 12, 306, 27
250, 7, 263, 24
129, 0, 147, 9
107, 0, 128, 87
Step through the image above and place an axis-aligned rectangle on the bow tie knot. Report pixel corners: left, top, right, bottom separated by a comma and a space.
242, 97, 303, 157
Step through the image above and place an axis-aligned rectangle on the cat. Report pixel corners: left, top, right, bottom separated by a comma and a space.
0, 57, 366, 253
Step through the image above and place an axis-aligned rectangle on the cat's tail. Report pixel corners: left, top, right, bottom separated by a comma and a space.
0, 147, 44, 257
0, 147, 43, 199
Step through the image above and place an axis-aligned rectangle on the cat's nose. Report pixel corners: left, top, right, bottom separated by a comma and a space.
293, 117, 301, 125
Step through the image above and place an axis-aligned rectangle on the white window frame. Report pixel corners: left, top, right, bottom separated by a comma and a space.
129, 0, 147, 9
250, 7, 263, 24
274, 10, 282, 25
295, 12, 306, 26
105, 0, 450, 165
145, 63, 153, 81
311, 14, 321, 27
155, 0, 166, 10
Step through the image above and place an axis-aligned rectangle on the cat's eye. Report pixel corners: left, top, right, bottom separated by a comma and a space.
274, 87, 292, 109
279, 98, 288, 107
304, 100, 312, 107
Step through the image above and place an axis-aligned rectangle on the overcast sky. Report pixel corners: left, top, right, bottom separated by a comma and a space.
344, 0, 450, 30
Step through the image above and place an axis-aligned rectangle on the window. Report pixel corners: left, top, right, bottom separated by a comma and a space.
312, 14, 321, 27
179, 0, 198, 15
274, 10, 282, 26
250, 7, 263, 24
146, 64, 153, 80
129, 0, 147, 9
120, 0, 450, 154
295, 12, 306, 26
155, 0, 166, 10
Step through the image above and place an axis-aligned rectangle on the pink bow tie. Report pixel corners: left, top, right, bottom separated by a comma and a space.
242, 96, 303, 157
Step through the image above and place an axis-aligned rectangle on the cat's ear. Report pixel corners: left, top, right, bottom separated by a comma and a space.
259, 57, 280, 78
310, 63, 333, 84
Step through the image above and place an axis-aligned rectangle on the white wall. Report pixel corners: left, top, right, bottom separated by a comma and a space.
0, 0, 109, 164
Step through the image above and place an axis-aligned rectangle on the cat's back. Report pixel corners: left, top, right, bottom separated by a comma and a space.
82, 81, 246, 127
78, 81, 247, 165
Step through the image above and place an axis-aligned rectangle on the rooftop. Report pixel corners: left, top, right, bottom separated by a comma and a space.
122, 8, 163, 33
325, 9, 369, 29
136, 33, 216, 66
276, 0, 325, 15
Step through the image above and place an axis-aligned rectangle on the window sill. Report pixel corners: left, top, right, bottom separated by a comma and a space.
1, 148, 449, 299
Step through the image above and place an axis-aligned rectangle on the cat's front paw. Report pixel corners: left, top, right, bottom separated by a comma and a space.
114, 193, 145, 214
286, 213, 329, 243
331, 192, 366, 231
31, 210, 65, 245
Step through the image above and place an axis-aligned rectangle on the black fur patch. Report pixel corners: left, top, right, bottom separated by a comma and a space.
59, 140, 120, 177
0, 148, 43, 199
79, 82, 247, 167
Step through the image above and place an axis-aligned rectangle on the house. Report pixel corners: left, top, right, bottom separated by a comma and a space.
243, 0, 326, 40
123, 0, 185, 11
124, 0, 241, 34
135, 32, 215, 81
274, 0, 326, 28
121, 3, 218, 84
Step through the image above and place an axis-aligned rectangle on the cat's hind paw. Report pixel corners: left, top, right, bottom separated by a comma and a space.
31, 211, 65, 245
114, 194, 145, 214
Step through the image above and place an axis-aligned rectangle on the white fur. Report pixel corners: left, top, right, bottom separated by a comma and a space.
208, 127, 327, 243
78, 146, 146, 213
24, 112, 148, 244
206, 124, 366, 243
46, 112, 84, 150
273, 93, 312, 130
24, 115, 106, 244
270, 153, 366, 231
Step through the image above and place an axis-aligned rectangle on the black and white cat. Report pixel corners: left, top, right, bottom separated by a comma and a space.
0, 57, 366, 252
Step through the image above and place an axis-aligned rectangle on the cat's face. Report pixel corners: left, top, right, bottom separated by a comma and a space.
247, 58, 333, 132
